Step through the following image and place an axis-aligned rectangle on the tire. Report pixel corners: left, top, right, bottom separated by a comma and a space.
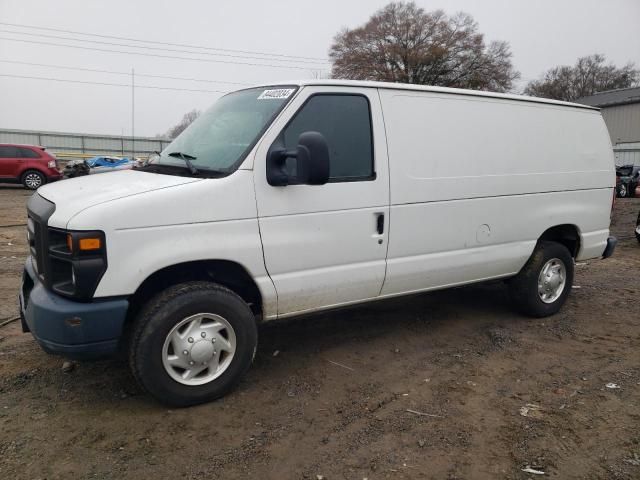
128, 281, 258, 406
21, 170, 45, 190
508, 241, 574, 318
635, 212, 640, 244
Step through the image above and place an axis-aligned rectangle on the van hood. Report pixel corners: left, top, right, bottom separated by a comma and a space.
38, 170, 201, 228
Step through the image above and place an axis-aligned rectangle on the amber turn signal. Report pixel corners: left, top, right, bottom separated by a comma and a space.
79, 238, 101, 251
66, 234, 73, 252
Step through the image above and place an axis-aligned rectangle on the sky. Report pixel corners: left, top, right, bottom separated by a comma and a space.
0, 0, 639, 137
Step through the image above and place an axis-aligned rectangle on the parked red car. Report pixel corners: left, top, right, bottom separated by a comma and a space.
0, 144, 62, 189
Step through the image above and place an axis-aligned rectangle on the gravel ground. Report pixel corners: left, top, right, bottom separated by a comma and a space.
0, 184, 639, 480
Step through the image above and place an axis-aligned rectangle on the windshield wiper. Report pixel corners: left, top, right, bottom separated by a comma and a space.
168, 151, 199, 175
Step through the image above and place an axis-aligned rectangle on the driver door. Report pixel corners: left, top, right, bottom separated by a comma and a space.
253, 87, 390, 317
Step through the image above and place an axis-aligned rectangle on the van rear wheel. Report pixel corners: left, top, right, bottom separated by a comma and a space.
508, 241, 574, 317
128, 281, 257, 406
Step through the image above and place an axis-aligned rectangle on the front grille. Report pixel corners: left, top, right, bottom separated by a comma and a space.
26, 193, 55, 283
27, 215, 44, 276
25, 194, 105, 301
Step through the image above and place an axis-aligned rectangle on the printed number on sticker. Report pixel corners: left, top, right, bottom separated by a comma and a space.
258, 88, 295, 100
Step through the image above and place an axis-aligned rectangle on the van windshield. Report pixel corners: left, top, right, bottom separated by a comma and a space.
148, 86, 297, 175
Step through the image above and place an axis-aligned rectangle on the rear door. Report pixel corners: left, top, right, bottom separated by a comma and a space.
253, 87, 390, 317
0, 146, 21, 179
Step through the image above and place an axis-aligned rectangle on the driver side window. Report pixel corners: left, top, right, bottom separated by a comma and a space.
274, 94, 375, 182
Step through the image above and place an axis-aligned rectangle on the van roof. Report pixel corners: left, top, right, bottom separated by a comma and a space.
258, 80, 598, 111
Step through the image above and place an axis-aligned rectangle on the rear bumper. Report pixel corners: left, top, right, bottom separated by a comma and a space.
602, 236, 617, 259
19, 257, 129, 359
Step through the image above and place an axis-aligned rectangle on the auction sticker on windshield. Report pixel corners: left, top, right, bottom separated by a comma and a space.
258, 88, 295, 100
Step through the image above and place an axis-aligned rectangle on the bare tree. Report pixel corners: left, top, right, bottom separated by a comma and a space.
164, 109, 201, 139
329, 2, 519, 92
525, 54, 639, 101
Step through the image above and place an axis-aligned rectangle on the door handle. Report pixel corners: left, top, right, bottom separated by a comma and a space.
376, 213, 385, 235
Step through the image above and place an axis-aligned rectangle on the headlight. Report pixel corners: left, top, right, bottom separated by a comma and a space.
47, 229, 107, 300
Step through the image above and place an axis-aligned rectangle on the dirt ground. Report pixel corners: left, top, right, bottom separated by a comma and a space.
0, 185, 639, 480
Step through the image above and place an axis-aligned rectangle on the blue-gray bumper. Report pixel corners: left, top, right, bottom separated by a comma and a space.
19, 258, 129, 359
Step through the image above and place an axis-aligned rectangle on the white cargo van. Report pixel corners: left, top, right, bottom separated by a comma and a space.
20, 81, 617, 405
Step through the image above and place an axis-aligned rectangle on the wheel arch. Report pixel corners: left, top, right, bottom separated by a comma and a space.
538, 224, 581, 258
126, 259, 264, 325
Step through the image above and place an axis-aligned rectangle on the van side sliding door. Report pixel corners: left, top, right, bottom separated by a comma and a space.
253, 87, 390, 318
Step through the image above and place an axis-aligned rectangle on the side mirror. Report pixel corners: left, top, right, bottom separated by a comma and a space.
267, 131, 330, 186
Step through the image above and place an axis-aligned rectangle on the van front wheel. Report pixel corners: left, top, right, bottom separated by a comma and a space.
508, 241, 574, 317
128, 281, 257, 406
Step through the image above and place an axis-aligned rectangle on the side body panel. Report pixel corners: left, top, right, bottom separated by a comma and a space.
378, 89, 615, 296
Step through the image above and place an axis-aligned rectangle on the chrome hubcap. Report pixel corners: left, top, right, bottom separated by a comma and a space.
537, 258, 566, 304
25, 173, 42, 189
162, 313, 236, 386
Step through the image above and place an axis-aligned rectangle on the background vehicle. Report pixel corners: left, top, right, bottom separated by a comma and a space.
19, 81, 616, 406
615, 164, 640, 198
0, 144, 62, 189
63, 156, 136, 178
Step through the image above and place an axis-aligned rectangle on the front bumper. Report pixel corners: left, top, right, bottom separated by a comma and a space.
19, 257, 128, 359
602, 235, 617, 259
